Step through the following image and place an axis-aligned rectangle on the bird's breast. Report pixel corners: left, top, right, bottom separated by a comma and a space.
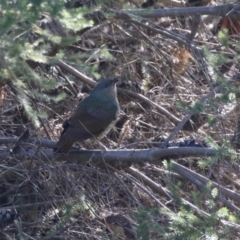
94, 106, 119, 141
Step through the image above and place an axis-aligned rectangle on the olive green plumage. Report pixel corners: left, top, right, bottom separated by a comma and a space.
55, 77, 120, 154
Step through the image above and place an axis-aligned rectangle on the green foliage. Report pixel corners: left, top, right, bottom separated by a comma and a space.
217, 207, 229, 219
157, 199, 234, 240
133, 207, 166, 239
175, 100, 205, 115
122, 24, 240, 239
60, 8, 93, 32
197, 41, 240, 135
133, 203, 231, 239
211, 187, 218, 199
46, 194, 96, 237
0, 1, 64, 126
218, 29, 229, 46
0, 0, 113, 127
207, 115, 218, 127
198, 138, 237, 169
156, 158, 239, 239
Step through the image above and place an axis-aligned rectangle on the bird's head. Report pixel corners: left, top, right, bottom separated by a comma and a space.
92, 77, 120, 97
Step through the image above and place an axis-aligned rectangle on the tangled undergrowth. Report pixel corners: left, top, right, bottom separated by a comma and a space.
1, 0, 240, 239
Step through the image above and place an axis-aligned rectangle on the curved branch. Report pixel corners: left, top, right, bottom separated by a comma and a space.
123, 4, 235, 19
0, 144, 217, 163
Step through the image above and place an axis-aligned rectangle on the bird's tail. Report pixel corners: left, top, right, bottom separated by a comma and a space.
54, 136, 74, 154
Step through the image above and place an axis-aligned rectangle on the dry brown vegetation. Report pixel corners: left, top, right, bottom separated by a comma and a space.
1, 0, 240, 239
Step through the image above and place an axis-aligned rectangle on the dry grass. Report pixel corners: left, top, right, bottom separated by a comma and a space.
1, 0, 240, 239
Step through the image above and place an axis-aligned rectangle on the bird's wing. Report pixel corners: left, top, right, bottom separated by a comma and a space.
64, 103, 118, 141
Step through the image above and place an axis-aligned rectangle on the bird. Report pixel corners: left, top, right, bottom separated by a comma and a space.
54, 77, 120, 154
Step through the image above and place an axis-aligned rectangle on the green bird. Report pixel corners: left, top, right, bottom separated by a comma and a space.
54, 77, 120, 154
